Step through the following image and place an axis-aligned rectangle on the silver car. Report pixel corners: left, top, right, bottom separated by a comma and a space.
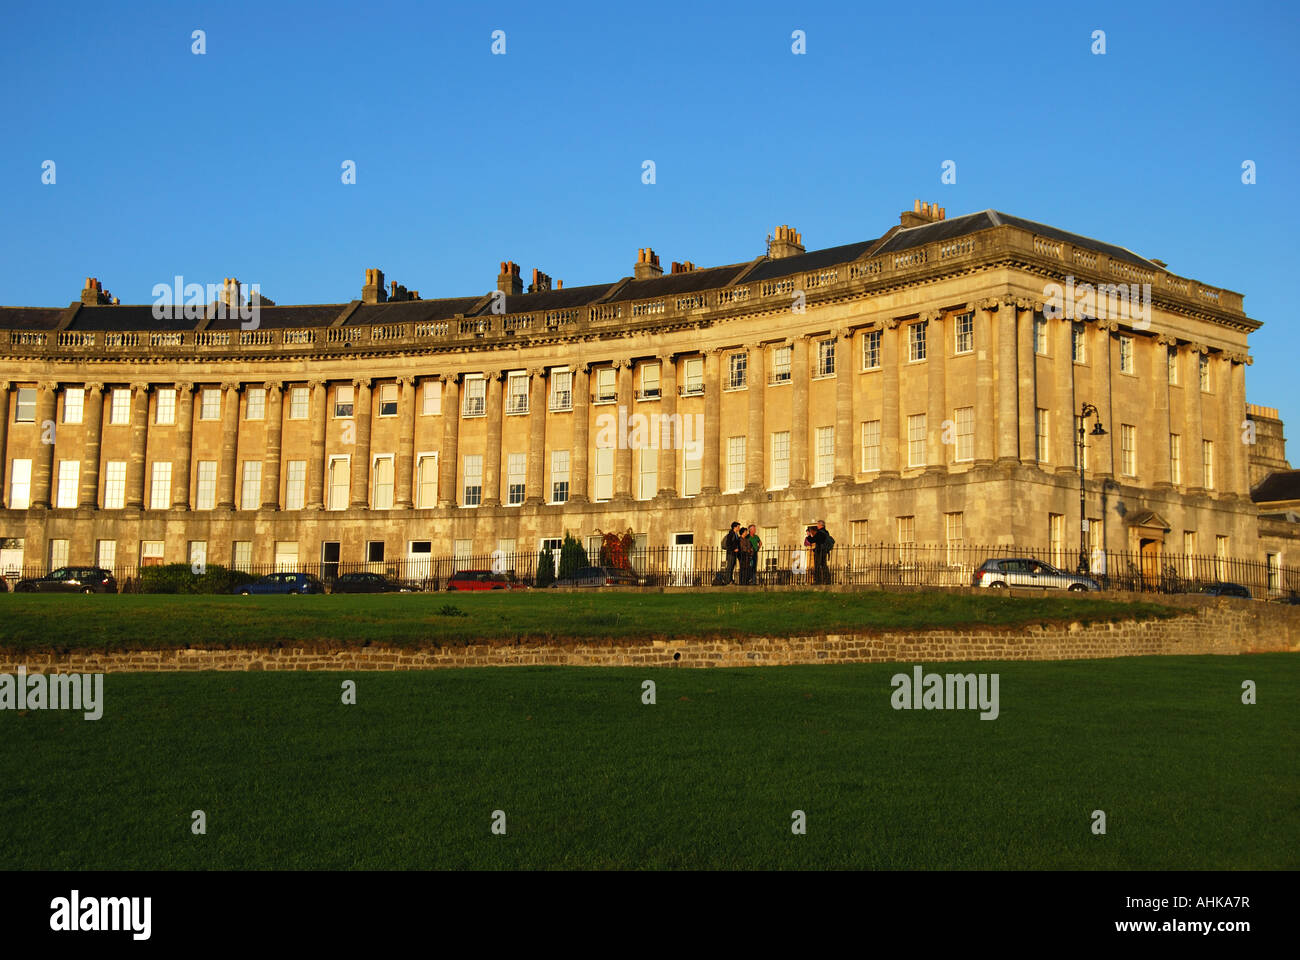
972, 558, 1100, 592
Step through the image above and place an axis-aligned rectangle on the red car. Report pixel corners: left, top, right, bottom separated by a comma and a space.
444, 570, 528, 591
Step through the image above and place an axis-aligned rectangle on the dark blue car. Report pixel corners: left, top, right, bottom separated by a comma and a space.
232, 572, 325, 595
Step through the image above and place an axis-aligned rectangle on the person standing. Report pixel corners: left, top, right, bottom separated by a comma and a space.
746, 524, 762, 585
813, 520, 834, 585
737, 522, 755, 584
722, 521, 743, 585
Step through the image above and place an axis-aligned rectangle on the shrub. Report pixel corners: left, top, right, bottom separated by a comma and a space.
535, 548, 555, 588
137, 563, 259, 595
558, 533, 589, 580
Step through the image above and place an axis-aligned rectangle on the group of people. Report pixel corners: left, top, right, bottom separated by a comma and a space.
720, 520, 835, 585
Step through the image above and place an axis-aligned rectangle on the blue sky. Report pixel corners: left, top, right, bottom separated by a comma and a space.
2, 0, 1297, 433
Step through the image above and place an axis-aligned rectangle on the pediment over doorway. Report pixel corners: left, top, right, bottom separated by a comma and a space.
1127, 510, 1171, 532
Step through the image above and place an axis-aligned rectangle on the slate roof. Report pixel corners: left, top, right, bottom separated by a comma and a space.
1252, 470, 1300, 503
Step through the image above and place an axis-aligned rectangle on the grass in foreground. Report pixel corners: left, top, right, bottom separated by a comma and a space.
1, 655, 1294, 869
0, 591, 1178, 652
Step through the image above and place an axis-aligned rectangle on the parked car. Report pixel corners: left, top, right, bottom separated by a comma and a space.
232, 572, 326, 595
331, 572, 423, 594
445, 570, 528, 592
1195, 582, 1252, 599
552, 566, 643, 588
971, 558, 1100, 592
13, 566, 118, 594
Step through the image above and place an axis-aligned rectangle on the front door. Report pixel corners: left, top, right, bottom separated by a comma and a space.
670, 533, 694, 586
320, 541, 340, 581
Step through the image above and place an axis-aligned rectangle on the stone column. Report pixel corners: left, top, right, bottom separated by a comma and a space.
349, 378, 372, 508
395, 377, 416, 509
262, 382, 284, 509
31, 382, 58, 508
1218, 353, 1239, 497
523, 368, 547, 505
880, 321, 902, 476
748, 344, 768, 489
615, 360, 634, 499
1151, 336, 1174, 486
1016, 301, 1037, 465
701, 350, 721, 494
790, 337, 810, 485
996, 298, 1018, 463
307, 380, 328, 509
481, 372, 502, 506
126, 382, 150, 509
834, 333, 853, 481
571, 366, 589, 502
80, 382, 105, 508
1230, 353, 1251, 497
171, 382, 194, 509
974, 301, 996, 465
438, 376, 460, 507
1053, 316, 1075, 470
0, 382, 8, 507
216, 381, 241, 509
924, 312, 946, 472
1184, 345, 1205, 491
657, 356, 678, 497
1091, 321, 1115, 478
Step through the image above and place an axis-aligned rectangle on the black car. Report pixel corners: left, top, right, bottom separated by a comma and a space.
1197, 582, 1252, 599
331, 572, 422, 594
13, 566, 118, 594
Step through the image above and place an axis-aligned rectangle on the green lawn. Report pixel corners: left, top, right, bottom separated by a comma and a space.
2, 656, 1294, 869
0, 591, 1177, 652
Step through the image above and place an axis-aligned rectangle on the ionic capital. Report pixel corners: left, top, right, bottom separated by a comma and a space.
919, 310, 941, 324
220, 381, 242, 393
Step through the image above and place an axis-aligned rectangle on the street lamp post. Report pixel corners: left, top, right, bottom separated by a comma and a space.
1077, 402, 1107, 575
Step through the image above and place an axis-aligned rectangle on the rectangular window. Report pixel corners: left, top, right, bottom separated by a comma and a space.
908, 322, 927, 362
728, 353, 748, 389
372, 456, 394, 509
1215, 535, 1229, 581
907, 413, 927, 468
378, 383, 399, 417
462, 454, 483, 507
1119, 336, 1134, 374
770, 431, 790, 488
240, 461, 262, 510
507, 452, 526, 505
1049, 513, 1065, 569
955, 312, 974, 354
862, 420, 881, 472
232, 541, 252, 572
334, 384, 354, 419
946, 512, 965, 565
682, 357, 704, 395
15, 388, 36, 422
189, 541, 207, 571
1036, 409, 1050, 463
454, 539, 474, 572
289, 386, 309, 419
1167, 347, 1178, 385
155, 388, 175, 425
637, 448, 657, 500
463, 376, 486, 416
47, 539, 69, 569
199, 388, 220, 421
1267, 553, 1280, 594
1199, 354, 1211, 392
1183, 531, 1197, 578
245, 387, 266, 420
141, 541, 165, 567
550, 450, 570, 504
63, 388, 84, 424
639, 363, 661, 399
422, 380, 442, 416
328, 456, 349, 510
549, 370, 572, 411
1071, 323, 1087, 363
897, 516, 916, 564
285, 460, 306, 510
954, 406, 974, 463
815, 340, 835, 377
772, 346, 792, 383
594, 447, 614, 501
55, 461, 79, 508
1169, 434, 1181, 484
104, 460, 127, 509
9, 459, 32, 509
1202, 440, 1214, 489
506, 373, 528, 414
862, 330, 881, 370
149, 461, 172, 510
416, 454, 439, 508
814, 426, 834, 485
1034, 315, 1048, 355
595, 367, 617, 403
683, 451, 701, 497
97, 540, 116, 573
727, 436, 746, 491
276, 542, 300, 572
850, 519, 869, 545
111, 388, 131, 424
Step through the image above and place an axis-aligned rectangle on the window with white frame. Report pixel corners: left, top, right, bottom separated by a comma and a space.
199, 388, 220, 420
549, 369, 572, 411
507, 453, 526, 505
97, 540, 116, 572
371, 455, 394, 509
463, 376, 486, 416
637, 448, 657, 500
454, 539, 474, 571
232, 541, 252, 572
9, 459, 32, 509
1049, 513, 1064, 568
1120, 425, 1136, 476
862, 330, 881, 370
140, 541, 165, 567
240, 461, 262, 510
14, 387, 37, 422
594, 448, 614, 501
550, 450, 569, 504
897, 516, 916, 564
1119, 336, 1134, 374
726, 436, 746, 491
245, 387, 266, 420
334, 384, 354, 418
285, 460, 306, 510
149, 462, 171, 510
111, 388, 131, 424
946, 512, 965, 565
594, 367, 617, 403
416, 454, 438, 508
772, 346, 792, 384
155, 388, 175, 425
683, 450, 701, 496
188, 541, 207, 570
862, 420, 881, 471
506, 373, 528, 414
770, 431, 790, 488
1199, 354, 1211, 392
1071, 323, 1087, 363
328, 456, 350, 510
850, 519, 869, 545
682, 357, 704, 395
908, 322, 927, 362
639, 362, 661, 399
954, 406, 974, 462
815, 339, 835, 377
1169, 434, 1181, 484
907, 413, 927, 468
1034, 315, 1048, 355
814, 426, 834, 485
728, 353, 748, 389
462, 454, 483, 506
1036, 409, 1050, 463
1202, 440, 1214, 489
276, 541, 300, 572
289, 386, 309, 419
955, 313, 974, 354
104, 460, 127, 509
422, 380, 442, 416
1215, 535, 1229, 581
378, 383, 399, 417
63, 388, 84, 424
56, 461, 79, 508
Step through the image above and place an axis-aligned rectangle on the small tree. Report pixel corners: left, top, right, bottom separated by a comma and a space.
535, 546, 556, 588
558, 532, 589, 580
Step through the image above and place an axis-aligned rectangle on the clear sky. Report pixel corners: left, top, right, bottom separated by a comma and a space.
2, 0, 1297, 438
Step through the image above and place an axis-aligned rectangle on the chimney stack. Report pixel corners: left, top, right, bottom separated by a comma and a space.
81, 277, 114, 306
671, 261, 697, 274
634, 248, 663, 280
900, 199, 947, 228
528, 268, 552, 294
497, 261, 522, 296
767, 225, 805, 259
362, 268, 387, 304
220, 277, 242, 309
